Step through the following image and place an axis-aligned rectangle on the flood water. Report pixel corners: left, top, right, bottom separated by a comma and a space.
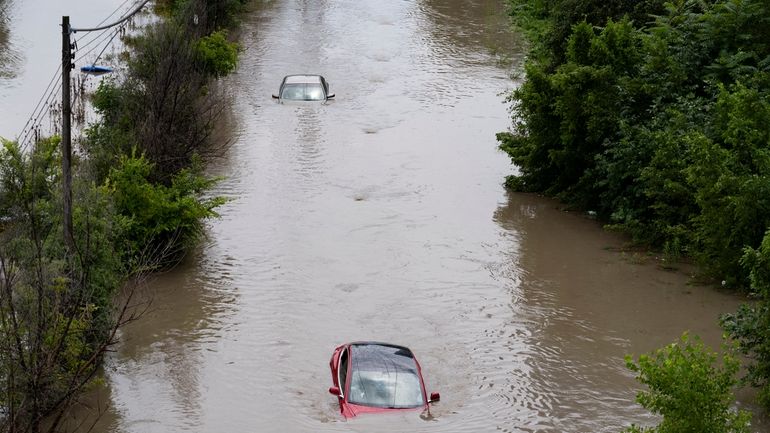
31, 0, 769, 431
0, 0, 140, 142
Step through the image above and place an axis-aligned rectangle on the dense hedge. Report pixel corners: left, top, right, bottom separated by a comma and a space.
500, 0, 770, 285
501, 0, 770, 411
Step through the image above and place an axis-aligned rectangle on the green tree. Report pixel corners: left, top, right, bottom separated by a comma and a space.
104, 152, 226, 269
502, 0, 770, 276
499, 18, 642, 209
0, 139, 128, 433
623, 334, 751, 433
721, 230, 770, 408
685, 83, 770, 284
195, 30, 239, 78
504, 0, 770, 413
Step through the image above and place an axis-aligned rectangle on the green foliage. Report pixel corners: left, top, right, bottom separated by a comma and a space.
505, 0, 770, 408
195, 30, 239, 78
86, 1, 241, 180
154, 0, 191, 17
0, 0, 244, 427
85, 80, 137, 182
497, 61, 563, 193
203, 0, 249, 30
0, 139, 124, 431
685, 83, 770, 283
72, 180, 124, 337
508, 0, 665, 66
0, 136, 60, 216
155, 0, 247, 31
721, 230, 770, 408
502, 0, 770, 280
623, 334, 751, 433
500, 18, 642, 208
104, 152, 226, 268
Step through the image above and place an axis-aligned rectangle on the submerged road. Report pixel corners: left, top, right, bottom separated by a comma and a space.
56, 0, 767, 431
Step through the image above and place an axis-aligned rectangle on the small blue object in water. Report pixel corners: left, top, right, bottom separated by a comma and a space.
80, 65, 113, 75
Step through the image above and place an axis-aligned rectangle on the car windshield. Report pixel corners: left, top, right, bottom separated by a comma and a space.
280, 82, 325, 101
348, 344, 425, 408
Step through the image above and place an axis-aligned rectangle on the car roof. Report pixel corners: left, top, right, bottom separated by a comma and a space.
283, 74, 324, 84
349, 343, 418, 373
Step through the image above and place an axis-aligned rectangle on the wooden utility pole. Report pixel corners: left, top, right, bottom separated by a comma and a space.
59, 1, 149, 252
61, 16, 74, 253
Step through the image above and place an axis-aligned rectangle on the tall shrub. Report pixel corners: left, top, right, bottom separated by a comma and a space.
0, 139, 127, 433
105, 153, 226, 268
623, 334, 751, 433
721, 231, 770, 408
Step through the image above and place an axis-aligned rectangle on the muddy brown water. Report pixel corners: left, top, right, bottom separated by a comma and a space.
4, 0, 767, 431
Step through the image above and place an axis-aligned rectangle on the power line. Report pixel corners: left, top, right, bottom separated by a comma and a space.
76, 28, 116, 54
92, 24, 126, 65
16, 67, 61, 149
15, 0, 148, 150
71, 0, 152, 33
75, 24, 124, 64
74, 0, 135, 51
61, 0, 152, 249
17, 73, 63, 152
72, 24, 125, 108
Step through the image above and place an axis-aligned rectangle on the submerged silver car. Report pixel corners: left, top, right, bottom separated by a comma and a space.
272, 75, 335, 102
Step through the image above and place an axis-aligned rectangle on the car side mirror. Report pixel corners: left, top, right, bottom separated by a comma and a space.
326, 93, 335, 99
329, 386, 341, 396
272, 94, 279, 99
429, 392, 440, 403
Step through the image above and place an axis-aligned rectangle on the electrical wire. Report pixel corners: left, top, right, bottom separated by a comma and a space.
16, 67, 61, 149
73, 0, 141, 61
75, 24, 124, 64
72, 24, 125, 108
17, 76, 63, 151
16, 0, 136, 140
71, 0, 152, 33
18, 88, 61, 152
76, 28, 115, 55
15, 0, 148, 150
74, 0, 134, 52
92, 24, 125, 65
70, 0, 151, 124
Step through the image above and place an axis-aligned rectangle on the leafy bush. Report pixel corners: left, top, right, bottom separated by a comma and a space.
721, 231, 770, 408
155, 0, 247, 31
0, 139, 124, 432
104, 152, 226, 268
87, 8, 238, 181
508, 0, 665, 66
502, 0, 770, 281
504, 0, 770, 408
195, 30, 239, 78
84, 80, 137, 182
0, 0, 244, 427
500, 18, 642, 209
623, 334, 751, 433
686, 83, 770, 283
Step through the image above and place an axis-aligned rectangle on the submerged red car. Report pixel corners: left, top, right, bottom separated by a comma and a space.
328, 342, 440, 418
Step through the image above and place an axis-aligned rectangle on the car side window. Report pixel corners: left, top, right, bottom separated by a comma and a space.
339, 348, 348, 396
